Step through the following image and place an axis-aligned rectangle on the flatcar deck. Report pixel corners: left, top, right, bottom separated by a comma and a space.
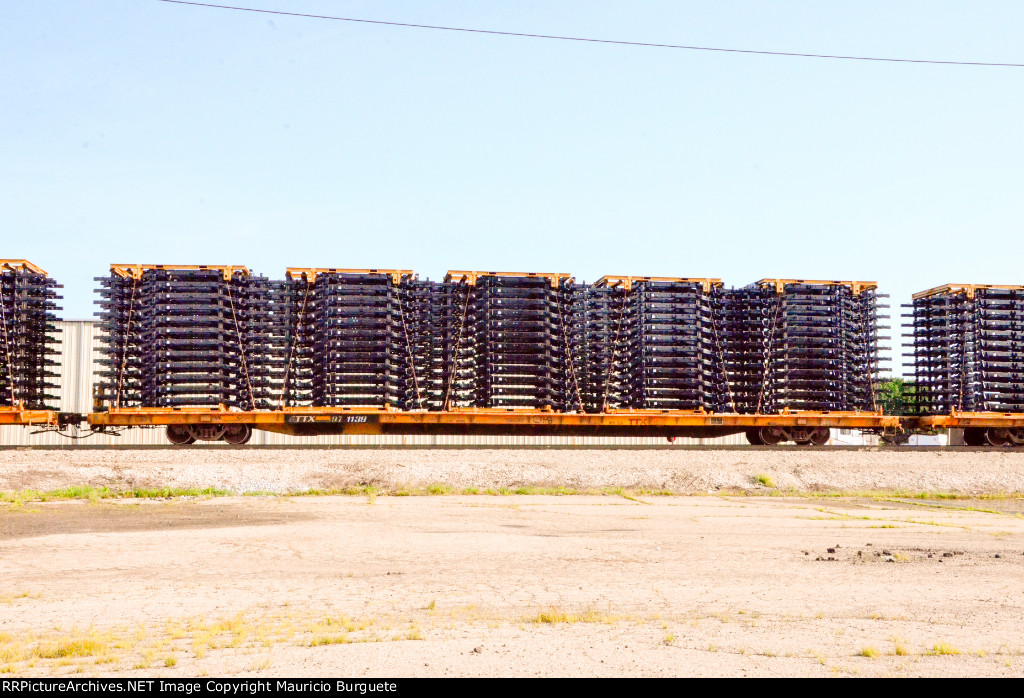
85, 407, 900, 443
0, 406, 60, 428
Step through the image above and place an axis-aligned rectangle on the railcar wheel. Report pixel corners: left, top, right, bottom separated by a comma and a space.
223, 425, 252, 445
166, 425, 195, 445
809, 428, 831, 446
1008, 428, 1024, 446
963, 428, 986, 447
985, 428, 1011, 447
746, 427, 785, 445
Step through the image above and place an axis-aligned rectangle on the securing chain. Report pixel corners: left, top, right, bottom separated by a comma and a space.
226, 280, 256, 411
601, 289, 629, 412
709, 294, 736, 412
278, 279, 311, 408
958, 296, 971, 411
860, 291, 879, 412
555, 285, 583, 412
114, 275, 138, 409
756, 292, 784, 415
443, 284, 473, 411
0, 274, 16, 406
396, 284, 424, 409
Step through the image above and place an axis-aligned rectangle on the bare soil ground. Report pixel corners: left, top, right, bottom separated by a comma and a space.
1, 450, 1023, 677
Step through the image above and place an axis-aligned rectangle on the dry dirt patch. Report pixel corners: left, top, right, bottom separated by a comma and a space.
0, 499, 312, 540
1, 494, 1023, 677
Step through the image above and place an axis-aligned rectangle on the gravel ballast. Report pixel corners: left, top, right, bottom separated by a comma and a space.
2, 448, 1024, 495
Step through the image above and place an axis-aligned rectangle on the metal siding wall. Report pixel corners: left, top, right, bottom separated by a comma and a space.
0, 321, 747, 447
56, 320, 98, 413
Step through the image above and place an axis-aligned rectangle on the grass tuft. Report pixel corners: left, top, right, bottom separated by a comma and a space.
36, 639, 107, 659
531, 607, 619, 625
535, 610, 575, 624
309, 635, 351, 646
3, 485, 231, 504
9, 484, 1024, 503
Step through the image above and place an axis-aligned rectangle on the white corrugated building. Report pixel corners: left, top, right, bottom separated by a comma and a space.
0, 321, 748, 447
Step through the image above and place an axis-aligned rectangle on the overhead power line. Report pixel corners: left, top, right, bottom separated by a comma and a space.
153, 0, 1024, 68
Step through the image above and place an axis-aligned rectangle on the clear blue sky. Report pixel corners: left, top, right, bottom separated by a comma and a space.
3, 1, 1023, 374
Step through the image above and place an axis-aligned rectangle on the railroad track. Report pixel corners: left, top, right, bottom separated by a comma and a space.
0, 444, 1012, 452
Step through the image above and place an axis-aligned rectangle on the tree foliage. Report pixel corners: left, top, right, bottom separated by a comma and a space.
875, 378, 916, 415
